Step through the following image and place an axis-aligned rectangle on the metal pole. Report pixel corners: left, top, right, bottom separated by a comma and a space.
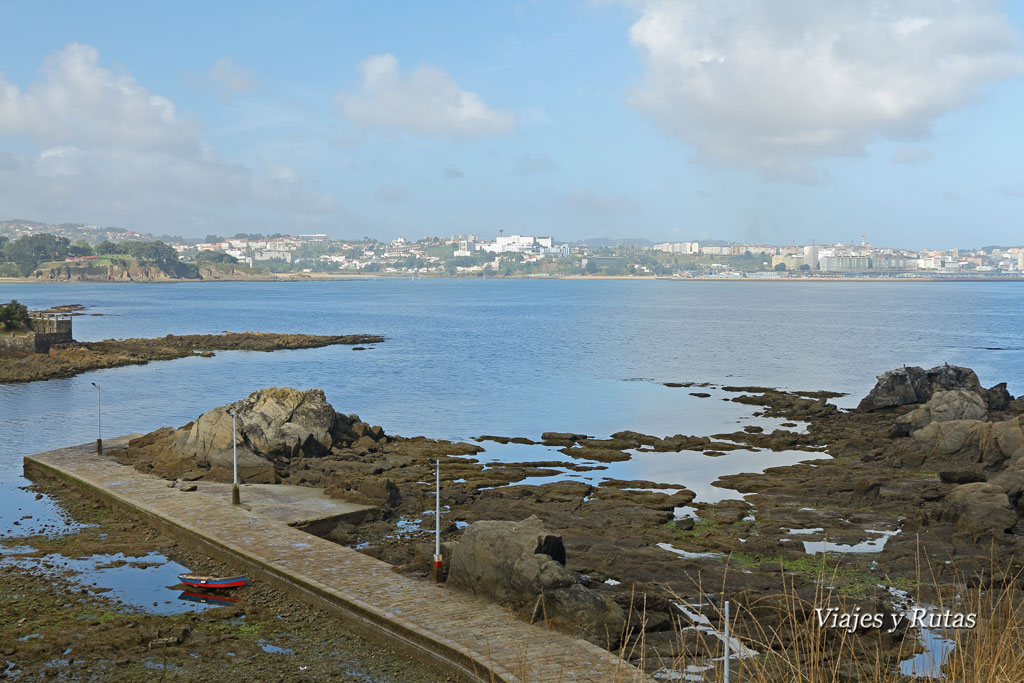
433, 459, 442, 582
724, 600, 731, 683
91, 382, 102, 454
231, 407, 240, 505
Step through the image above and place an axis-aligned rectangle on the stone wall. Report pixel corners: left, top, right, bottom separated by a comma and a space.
0, 334, 36, 353
0, 315, 73, 353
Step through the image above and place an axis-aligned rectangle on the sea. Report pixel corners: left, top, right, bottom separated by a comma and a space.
2, 278, 1023, 535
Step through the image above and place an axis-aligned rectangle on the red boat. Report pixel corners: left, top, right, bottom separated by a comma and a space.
177, 573, 247, 589
178, 590, 241, 606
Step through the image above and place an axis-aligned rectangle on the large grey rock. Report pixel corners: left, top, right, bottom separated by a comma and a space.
858, 365, 982, 412
988, 453, 1024, 513
121, 387, 384, 482
895, 390, 988, 434
448, 515, 572, 603
910, 416, 1024, 471
448, 515, 624, 645
939, 483, 1016, 537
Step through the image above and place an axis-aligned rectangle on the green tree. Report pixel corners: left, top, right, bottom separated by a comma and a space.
774, 262, 787, 271
204, 235, 224, 243
124, 241, 179, 264
196, 250, 238, 264
69, 239, 94, 257
0, 300, 29, 329
95, 241, 119, 255
799, 264, 811, 271
4, 234, 70, 275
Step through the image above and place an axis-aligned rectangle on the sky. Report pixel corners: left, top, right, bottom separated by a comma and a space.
1, 1, 1023, 249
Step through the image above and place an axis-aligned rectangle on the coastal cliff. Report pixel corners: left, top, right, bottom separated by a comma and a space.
33, 259, 273, 282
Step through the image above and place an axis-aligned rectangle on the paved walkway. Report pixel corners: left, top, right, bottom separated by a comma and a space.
25, 440, 648, 682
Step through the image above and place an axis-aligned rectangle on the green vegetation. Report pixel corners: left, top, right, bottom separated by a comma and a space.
195, 250, 238, 263
1, 233, 71, 275
0, 299, 29, 329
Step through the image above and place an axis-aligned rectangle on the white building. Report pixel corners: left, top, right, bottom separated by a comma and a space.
653, 241, 699, 254
480, 234, 560, 255
803, 245, 820, 269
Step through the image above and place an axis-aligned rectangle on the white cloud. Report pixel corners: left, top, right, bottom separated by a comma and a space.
205, 57, 257, 95
0, 44, 330, 231
0, 43, 199, 154
624, 0, 1024, 179
334, 54, 517, 138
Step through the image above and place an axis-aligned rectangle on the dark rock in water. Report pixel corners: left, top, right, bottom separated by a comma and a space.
858, 365, 982, 412
558, 446, 631, 463
448, 515, 623, 646
938, 470, 986, 485
939, 483, 1016, 537
540, 432, 589, 446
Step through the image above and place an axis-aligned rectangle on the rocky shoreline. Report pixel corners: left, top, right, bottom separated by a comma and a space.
56, 368, 1024, 677
0, 332, 383, 383
0, 478, 445, 682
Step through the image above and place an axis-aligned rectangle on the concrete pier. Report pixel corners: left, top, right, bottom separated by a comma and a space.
24, 439, 648, 682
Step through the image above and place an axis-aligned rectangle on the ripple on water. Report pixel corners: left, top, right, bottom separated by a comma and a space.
0, 550, 221, 614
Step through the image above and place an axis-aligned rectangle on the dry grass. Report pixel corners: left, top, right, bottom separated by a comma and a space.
607, 547, 1024, 682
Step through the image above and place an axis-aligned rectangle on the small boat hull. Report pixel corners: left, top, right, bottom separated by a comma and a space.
178, 590, 241, 606
178, 573, 247, 589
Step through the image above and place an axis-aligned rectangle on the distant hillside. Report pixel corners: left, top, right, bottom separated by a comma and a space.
31, 257, 271, 282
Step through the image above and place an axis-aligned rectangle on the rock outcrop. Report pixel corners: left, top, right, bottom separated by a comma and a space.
858, 365, 990, 412
448, 516, 624, 646
939, 483, 1016, 538
112, 387, 390, 490
908, 415, 1024, 472
893, 389, 988, 435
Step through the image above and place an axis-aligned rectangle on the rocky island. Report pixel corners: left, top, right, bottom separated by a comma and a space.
0, 331, 384, 383
95, 366, 1024, 679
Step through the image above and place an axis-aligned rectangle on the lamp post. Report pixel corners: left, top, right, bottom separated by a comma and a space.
90, 382, 101, 454
231, 405, 240, 505
432, 458, 442, 583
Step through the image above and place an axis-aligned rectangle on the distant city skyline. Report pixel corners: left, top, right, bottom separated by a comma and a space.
1, 1, 1023, 249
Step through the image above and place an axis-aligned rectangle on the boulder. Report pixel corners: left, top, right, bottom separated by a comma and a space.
939, 483, 1016, 537
910, 416, 1024, 471
988, 454, 1024, 513
986, 383, 1014, 412
448, 516, 623, 645
895, 390, 988, 434
858, 365, 982, 412
117, 387, 382, 482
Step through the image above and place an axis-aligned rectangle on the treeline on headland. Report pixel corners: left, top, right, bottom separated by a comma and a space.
0, 234, 259, 281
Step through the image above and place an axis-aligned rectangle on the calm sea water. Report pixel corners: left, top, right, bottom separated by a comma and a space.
2, 279, 1022, 532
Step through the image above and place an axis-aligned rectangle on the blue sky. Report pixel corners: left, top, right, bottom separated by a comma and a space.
1, 1, 1023, 249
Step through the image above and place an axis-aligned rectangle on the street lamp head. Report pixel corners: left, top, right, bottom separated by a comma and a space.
91, 382, 98, 388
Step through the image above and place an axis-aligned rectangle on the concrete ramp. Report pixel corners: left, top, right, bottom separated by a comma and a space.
25, 439, 648, 682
